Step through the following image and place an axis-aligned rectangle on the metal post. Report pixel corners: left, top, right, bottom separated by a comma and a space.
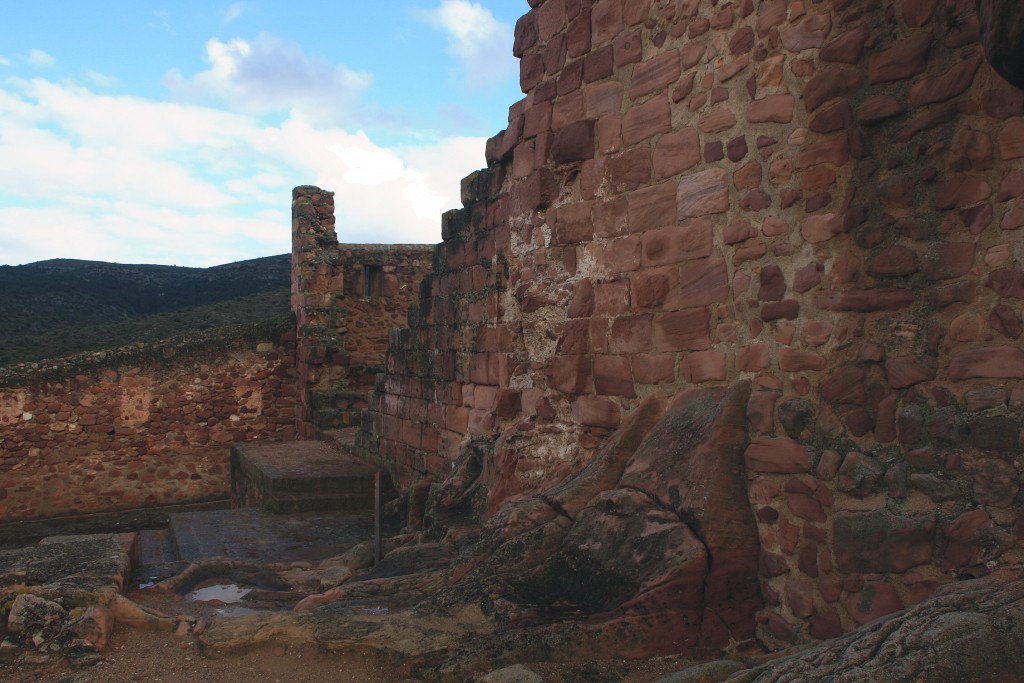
373, 470, 382, 566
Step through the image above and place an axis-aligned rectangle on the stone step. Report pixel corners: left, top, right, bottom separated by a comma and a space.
168, 508, 377, 564
230, 437, 385, 513
266, 492, 375, 514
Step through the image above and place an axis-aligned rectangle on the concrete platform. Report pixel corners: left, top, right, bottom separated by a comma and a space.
231, 438, 382, 513
169, 508, 379, 565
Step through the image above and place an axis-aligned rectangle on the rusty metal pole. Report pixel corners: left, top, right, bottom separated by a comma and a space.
373, 470, 382, 566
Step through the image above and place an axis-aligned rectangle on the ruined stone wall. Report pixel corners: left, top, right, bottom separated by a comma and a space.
361, 0, 1024, 648
0, 323, 297, 522
291, 187, 434, 435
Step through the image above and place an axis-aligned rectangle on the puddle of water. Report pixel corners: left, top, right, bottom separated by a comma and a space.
215, 605, 260, 617
186, 584, 251, 603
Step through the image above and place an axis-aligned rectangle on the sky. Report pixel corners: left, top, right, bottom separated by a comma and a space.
0, 1, 526, 267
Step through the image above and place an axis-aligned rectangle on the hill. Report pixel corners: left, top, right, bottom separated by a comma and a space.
0, 255, 292, 367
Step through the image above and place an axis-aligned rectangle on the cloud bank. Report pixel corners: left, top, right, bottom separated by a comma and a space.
0, 75, 486, 266
424, 0, 517, 88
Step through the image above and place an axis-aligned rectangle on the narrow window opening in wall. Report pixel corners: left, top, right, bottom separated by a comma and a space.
364, 265, 383, 299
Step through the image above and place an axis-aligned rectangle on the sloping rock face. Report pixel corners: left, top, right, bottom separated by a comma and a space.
979, 0, 1024, 90
356, 0, 1024, 653
717, 566, 1024, 682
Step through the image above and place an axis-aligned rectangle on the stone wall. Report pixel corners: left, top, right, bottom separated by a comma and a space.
291, 187, 435, 436
359, 0, 1024, 649
0, 322, 297, 522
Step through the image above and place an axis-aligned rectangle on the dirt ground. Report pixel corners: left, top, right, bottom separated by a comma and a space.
0, 587, 705, 683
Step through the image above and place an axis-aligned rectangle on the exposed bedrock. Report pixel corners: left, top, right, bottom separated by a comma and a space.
716, 566, 1024, 682
979, 0, 1024, 90
414, 382, 760, 671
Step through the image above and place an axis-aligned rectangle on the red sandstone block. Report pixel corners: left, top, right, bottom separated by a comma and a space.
630, 353, 674, 384
697, 108, 737, 134
627, 181, 676, 232
547, 355, 594, 394
998, 119, 1024, 160
495, 390, 522, 418
593, 196, 628, 237
571, 396, 621, 428
535, 0, 567, 43
677, 168, 730, 218
584, 44, 614, 82
909, 56, 982, 108
607, 146, 652, 191
653, 127, 700, 179
681, 351, 726, 383
869, 32, 931, 83
779, 349, 827, 372
585, 81, 624, 117
598, 235, 642, 273
614, 29, 642, 68
553, 201, 595, 245
803, 68, 863, 112
949, 347, 1024, 380
641, 218, 713, 266
468, 354, 490, 385
653, 308, 711, 352
596, 114, 622, 154
933, 175, 991, 210
781, 13, 831, 51
677, 257, 729, 306
566, 10, 591, 58
629, 49, 681, 99
631, 266, 676, 308
747, 94, 795, 123
468, 409, 494, 436
594, 355, 636, 397
736, 342, 771, 371
550, 120, 597, 164
591, 0, 623, 44
609, 315, 652, 354
621, 95, 671, 146
594, 280, 631, 315
923, 242, 976, 280
745, 437, 813, 473
446, 406, 469, 435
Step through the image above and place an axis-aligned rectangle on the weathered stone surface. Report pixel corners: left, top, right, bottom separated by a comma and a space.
909, 56, 983, 107
858, 95, 906, 124
803, 68, 863, 112
949, 347, 1024, 380
979, 0, 1024, 90
780, 14, 831, 52
845, 581, 904, 626
834, 509, 935, 573
836, 451, 885, 497
550, 120, 596, 164
885, 356, 938, 388
869, 32, 932, 83
744, 437, 812, 473
677, 169, 730, 218
815, 289, 915, 312
747, 94, 796, 123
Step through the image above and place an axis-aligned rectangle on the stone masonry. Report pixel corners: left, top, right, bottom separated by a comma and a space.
291, 187, 434, 436
356, 0, 1024, 649
0, 325, 298, 522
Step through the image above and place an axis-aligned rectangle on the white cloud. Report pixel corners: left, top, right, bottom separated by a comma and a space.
27, 49, 55, 68
0, 78, 488, 266
0, 56, 11, 67
223, 2, 245, 23
425, 0, 516, 88
85, 70, 118, 87
163, 34, 371, 125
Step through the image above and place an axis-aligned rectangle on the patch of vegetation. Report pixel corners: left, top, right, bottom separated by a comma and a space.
0, 288, 291, 368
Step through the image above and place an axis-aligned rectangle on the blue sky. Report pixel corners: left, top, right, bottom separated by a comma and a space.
0, 1, 525, 266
